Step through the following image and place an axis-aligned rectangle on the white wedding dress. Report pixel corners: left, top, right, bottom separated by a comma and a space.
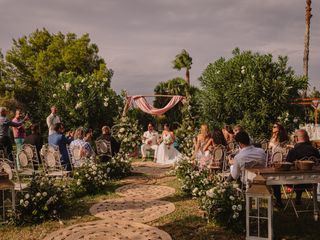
156, 133, 181, 164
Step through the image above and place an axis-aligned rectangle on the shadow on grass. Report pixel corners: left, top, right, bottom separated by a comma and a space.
273, 210, 320, 240
158, 215, 244, 240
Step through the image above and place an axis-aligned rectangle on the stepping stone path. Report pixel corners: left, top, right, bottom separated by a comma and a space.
115, 184, 176, 200
43, 162, 176, 240
89, 198, 175, 223
43, 220, 172, 240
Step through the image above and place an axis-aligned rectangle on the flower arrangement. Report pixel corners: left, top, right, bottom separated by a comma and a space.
163, 134, 173, 149
174, 155, 209, 195
70, 161, 109, 197
198, 177, 245, 233
10, 175, 67, 225
105, 151, 132, 179
113, 116, 142, 154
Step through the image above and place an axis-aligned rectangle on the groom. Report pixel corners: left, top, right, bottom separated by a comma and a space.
141, 123, 159, 161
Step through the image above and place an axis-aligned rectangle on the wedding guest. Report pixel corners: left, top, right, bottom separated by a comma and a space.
222, 125, 234, 143
46, 106, 61, 136
70, 127, 95, 159
12, 109, 27, 164
48, 123, 72, 171
96, 126, 120, 156
24, 124, 43, 162
0, 107, 28, 162
233, 125, 244, 135
141, 123, 159, 161
273, 129, 320, 207
230, 131, 266, 182
193, 124, 212, 169
203, 128, 227, 152
268, 122, 288, 153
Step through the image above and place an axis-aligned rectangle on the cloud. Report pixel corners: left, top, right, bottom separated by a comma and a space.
1, 0, 319, 94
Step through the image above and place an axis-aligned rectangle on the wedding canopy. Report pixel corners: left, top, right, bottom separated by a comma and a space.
124, 95, 185, 116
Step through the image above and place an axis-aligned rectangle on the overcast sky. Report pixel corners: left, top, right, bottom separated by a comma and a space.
0, 0, 319, 94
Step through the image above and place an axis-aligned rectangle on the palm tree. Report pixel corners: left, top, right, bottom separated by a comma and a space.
303, 0, 312, 78
172, 49, 192, 85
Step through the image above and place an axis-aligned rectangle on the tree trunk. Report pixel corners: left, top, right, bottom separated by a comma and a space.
303, 0, 312, 78
185, 68, 190, 85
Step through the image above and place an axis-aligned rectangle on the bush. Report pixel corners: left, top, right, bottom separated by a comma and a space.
10, 175, 67, 225
105, 151, 132, 179
69, 161, 110, 197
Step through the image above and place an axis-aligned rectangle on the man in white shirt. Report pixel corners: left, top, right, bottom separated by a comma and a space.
141, 123, 159, 161
46, 106, 61, 136
230, 131, 266, 182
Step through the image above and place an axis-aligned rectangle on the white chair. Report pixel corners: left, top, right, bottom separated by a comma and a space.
209, 146, 225, 172
68, 145, 88, 168
95, 140, 112, 158
22, 144, 41, 171
40, 145, 70, 178
14, 149, 35, 177
0, 158, 28, 192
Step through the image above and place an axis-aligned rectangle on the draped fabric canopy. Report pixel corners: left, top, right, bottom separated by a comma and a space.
127, 95, 185, 116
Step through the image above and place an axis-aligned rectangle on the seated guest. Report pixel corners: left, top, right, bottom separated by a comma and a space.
274, 129, 320, 206
70, 127, 95, 159
230, 131, 266, 182
48, 123, 72, 171
233, 125, 244, 135
268, 122, 288, 154
193, 124, 212, 170
203, 128, 227, 152
141, 123, 159, 161
24, 124, 43, 162
222, 125, 234, 143
96, 126, 120, 156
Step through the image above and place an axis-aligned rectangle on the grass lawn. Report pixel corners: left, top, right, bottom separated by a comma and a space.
1, 169, 320, 240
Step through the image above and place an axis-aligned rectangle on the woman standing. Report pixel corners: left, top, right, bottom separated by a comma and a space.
193, 124, 212, 169
156, 123, 180, 164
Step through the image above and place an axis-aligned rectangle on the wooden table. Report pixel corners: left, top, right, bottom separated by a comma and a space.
245, 167, 320, 221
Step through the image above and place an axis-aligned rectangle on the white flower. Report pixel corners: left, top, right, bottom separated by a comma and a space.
192, 187, 199, 195
229, 195, 235, 201
42, 192, 48, 197
75, 102, 83, 109
232, 205, 237, 210
25, 193, 30, 199
241, 69, 245, 75
64, 82, 71, 91
77, 180, 81, 186
19, 199, 24, 205
237, 205, 242, 211
119, 128, 125, 133
103, 102, 108, 107
53, 94, 57, 98
36, 192, 41, 197
206, 189, 215, 198
216, 70, 220, 74
232, 183, 239, 189
24, 200, 29, 206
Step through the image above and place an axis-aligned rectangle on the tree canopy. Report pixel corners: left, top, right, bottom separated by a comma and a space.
0, 29, 119, 132
172, 49, 192, 85
198, 48, 307, 138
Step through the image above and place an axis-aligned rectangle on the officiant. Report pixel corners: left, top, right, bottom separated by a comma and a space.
141, 123, 159, 161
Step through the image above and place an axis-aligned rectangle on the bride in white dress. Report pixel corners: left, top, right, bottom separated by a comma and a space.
156, 124, 181, 164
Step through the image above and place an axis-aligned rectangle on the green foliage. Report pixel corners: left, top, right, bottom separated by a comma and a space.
172, 49, 192, 71
106, 151, 132, 179
198, 48, 307, 138
1, 28, 119, 131
112, 115, 142, 153
70, 162, 110, 197
11, 175, 67, 225
198, 178, 245, 233
154, 77, 199, 130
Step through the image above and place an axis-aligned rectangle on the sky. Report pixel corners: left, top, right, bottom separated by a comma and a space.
0, 0, 319, 95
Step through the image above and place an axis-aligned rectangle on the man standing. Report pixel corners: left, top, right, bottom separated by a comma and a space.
48, 123, 72, 171
230, 131, 266, 181
0, 107, 28, 162
46, 106, 61, 136
141, 123, 159, 161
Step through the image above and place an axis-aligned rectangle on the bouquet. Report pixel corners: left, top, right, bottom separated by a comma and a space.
163, 134, 173, 149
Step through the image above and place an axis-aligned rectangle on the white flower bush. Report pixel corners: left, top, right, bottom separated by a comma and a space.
106, 151, 132, 179
70, 161, 110, 197
113, 116, 142, 154
11, 175, 67, 225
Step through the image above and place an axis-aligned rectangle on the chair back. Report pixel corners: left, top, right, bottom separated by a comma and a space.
271, 151, 283, 165
40, 144, 64, 175
68, 145, 88, 168
209, 146, 225, 170
95, 140, 112, 157
22, 144, 40, 170
16, 149, 34, 173
261, 140, 269, 152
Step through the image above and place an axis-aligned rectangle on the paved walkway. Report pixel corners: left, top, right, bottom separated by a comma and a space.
43, 161, 176, 240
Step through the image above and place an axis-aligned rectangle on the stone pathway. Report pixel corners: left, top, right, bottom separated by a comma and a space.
43, 162, 176, 240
